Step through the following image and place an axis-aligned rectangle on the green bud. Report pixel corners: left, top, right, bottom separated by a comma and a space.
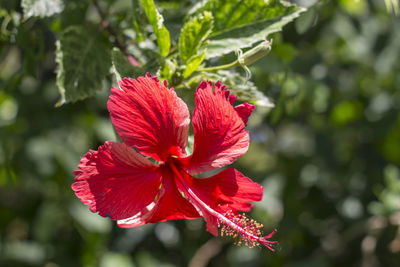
238, 40, 272, 66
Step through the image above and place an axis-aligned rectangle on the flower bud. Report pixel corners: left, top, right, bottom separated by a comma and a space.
238, 40, 272, 66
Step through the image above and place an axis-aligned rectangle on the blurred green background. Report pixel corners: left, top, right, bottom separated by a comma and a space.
1, 0, 400, 266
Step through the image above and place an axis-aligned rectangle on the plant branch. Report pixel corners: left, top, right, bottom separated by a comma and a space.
188, 238, 225, 267
92, 0, 127, 54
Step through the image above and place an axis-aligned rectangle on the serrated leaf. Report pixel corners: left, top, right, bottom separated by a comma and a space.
140, 0, 170, 57
190, 71, 274, 107
55, 26, 111, 106
179, 11, 213, 64
188, 0, 305, 59
189, 0, 299, 31
111, 47, 144, 80
183, 51, 206, 78
22, 0, 64, 18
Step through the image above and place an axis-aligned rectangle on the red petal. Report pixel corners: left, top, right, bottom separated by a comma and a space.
108, 76, 190, 162
72, 141, 161, 220
116, 202, 156, 228
170, 162, 263, 236
148, 168, 200, 222
234, 102, 255, 125
117, 166, 200, 228
182, 81, 252, 174
189, 168, 263, 213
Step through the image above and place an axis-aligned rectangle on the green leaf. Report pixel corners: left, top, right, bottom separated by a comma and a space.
159, 59, 176, 81
15, 23, 45, 75
111, 48, 144, 81
183, 51, 206, 78
189, 70, 274, 107
22, 0, 64, 18
382, 115, 400, 164
188, 0, 305, 59
55, 26, 111, 106
330, 100, 363, 126
179, 11, 213, 64
100, 252, 135, 267
69, 201, 111, 233
131, 0, 146, 42
295, 7, 316, 34
140, 0, 170, 57
273, 42, 297, 62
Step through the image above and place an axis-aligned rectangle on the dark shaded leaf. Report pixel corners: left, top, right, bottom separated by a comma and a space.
55, 26, 111, 106
111, 48, 144, 80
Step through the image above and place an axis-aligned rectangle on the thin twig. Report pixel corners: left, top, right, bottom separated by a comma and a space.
188, 238, 225, 267
92, 0, 127, 53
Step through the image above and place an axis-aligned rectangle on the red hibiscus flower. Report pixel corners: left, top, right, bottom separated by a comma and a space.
72, 74, 277, 250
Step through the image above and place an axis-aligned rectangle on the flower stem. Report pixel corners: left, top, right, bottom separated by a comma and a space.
196, 60, 239, 72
